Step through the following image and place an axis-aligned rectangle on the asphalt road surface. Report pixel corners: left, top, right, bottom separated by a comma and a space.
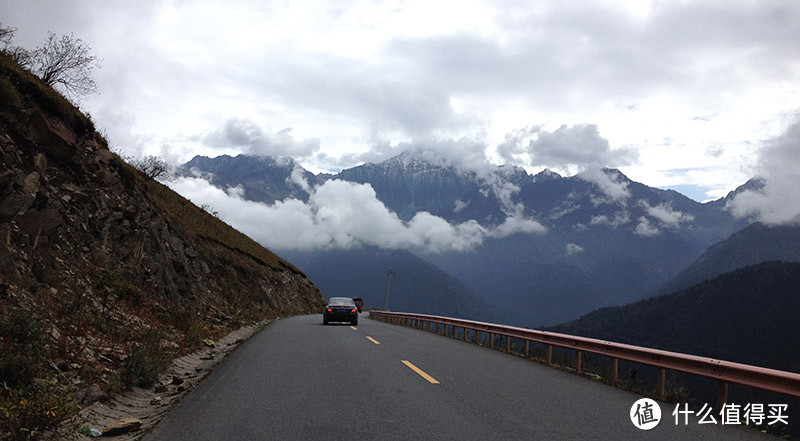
144, 314, 775, 440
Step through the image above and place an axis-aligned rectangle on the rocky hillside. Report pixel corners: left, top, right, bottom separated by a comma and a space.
0, 53, 323, 437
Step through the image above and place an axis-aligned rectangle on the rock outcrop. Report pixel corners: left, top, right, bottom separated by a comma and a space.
0, 52, 324, 413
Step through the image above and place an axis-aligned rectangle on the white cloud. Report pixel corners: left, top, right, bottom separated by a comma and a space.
498, 124, 638, 172
487, 216, 547, 238
168, 176, 544, 253
579, 167, 632, 203
727, 115, 800, 225
639, 200, 694, 227
203, 118, 321, 158
286, 163, 312, 194
590, 211, 631, 228
453, 199, 470, 213
498, 124, 636, 202
634, 216, 660, 237
550, 202, 580, 220
3, 0, 799, 199
566, 243, 584, 255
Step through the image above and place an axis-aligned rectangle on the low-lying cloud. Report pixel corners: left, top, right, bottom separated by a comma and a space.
170, 176, 544, 253
639, 201, 694, 228
498, 124, 638, 203
727, 116, 800, 225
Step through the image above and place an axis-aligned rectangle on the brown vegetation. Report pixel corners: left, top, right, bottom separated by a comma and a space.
0, 51, 323, 439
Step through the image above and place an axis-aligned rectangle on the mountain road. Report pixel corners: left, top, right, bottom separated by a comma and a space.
143, 314, 774, 440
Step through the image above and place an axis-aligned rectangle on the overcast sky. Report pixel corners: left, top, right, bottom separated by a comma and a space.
2, 0, 799, 206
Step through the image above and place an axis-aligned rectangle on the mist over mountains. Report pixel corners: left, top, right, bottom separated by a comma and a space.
177, 150, 764, 326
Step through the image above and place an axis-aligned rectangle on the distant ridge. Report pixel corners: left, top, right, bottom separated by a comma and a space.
180, 150, 753, 327
653, 222, 800, 296
549, 260, 800, 373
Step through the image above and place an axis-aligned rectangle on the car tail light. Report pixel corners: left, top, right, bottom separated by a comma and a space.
326, 307, 332, 312
351, 308, 357, 313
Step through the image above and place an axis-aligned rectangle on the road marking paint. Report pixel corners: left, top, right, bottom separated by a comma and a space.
350, 326, 357, 331
402, 360, 440, 384
366, 336, 380, 345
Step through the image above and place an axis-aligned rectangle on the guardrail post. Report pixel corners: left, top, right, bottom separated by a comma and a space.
546, 345, 552, 366
524, 340, 530, 358
489, 333, 495, 349
656, 368, 665, 400
474, 330, 480, 345
611, 358, 618, 386
506, 336, 511, 353
575, 350, 582, 374
717, 381, 728, 410
463, 327, 468, 342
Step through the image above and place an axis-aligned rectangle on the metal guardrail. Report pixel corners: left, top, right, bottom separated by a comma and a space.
369, 311, 800, 406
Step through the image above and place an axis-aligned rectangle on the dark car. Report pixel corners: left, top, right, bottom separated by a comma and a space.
323, 297, 358, 325
352, 297, 363, 313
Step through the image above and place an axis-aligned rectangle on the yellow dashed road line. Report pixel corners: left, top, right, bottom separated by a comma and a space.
366, 336, 380, 345
402, 360, 440, 384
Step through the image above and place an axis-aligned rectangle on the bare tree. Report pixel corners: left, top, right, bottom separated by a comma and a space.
130, 155, 173, 181
0, 24, 29, 66
199, 204, 220, 218
0, 24, 14, 48
1, 26, 100, 100
27, 32, 100, 99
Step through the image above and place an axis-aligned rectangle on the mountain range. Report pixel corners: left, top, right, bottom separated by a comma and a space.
180, 152, 763, 326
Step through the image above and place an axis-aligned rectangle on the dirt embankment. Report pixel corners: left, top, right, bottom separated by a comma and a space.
0, 53, 324, 438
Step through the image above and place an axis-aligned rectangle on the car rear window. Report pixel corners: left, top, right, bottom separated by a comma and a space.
328, 297, 355, 306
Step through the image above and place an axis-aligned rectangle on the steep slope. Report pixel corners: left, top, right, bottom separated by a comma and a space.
548, 261, 800, 372
283, 247, 497, 321
654, 222, 800, 296
0, 53, 324, 432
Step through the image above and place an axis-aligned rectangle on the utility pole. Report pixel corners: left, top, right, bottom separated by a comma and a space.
384, 269, 394, 311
